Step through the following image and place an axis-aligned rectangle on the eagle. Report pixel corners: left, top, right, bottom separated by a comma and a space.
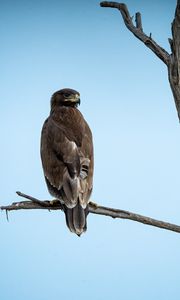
40, 88, 94, 236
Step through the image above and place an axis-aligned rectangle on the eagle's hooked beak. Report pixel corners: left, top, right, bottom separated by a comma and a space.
64, 93, 80, 105
71, 94, 81, 105
75, 94, 81, 105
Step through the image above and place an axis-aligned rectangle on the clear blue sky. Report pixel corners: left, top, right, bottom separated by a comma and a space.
0, 0, 179, 299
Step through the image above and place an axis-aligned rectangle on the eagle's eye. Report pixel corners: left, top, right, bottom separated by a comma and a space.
63, 93, 71, 98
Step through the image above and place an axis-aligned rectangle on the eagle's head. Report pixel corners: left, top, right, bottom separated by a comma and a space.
51, 88, 80, 109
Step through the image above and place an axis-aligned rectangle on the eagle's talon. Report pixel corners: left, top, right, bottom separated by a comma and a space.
50, 199, 60, 206
89, 201, 98, 209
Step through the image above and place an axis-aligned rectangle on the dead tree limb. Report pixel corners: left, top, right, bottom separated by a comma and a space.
1, 191, 180, 234
100, 1, 180, 121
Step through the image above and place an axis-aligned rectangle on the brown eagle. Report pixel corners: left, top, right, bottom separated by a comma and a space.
40, 88, 94, 236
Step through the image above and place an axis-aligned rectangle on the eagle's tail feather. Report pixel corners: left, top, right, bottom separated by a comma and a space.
63, 202, 88, 236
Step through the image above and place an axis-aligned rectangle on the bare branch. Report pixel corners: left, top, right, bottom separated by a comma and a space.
100, 1, 170, 65
100, 1, 180, 121
1, 192, 180, 234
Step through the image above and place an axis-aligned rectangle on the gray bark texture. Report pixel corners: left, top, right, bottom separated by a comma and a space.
168, 1, 180, 120
100, 1, 180, 121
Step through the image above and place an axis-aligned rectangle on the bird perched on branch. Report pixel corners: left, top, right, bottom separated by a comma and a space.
40, 88, 94, 236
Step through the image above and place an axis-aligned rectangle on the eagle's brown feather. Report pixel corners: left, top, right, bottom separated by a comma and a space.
40, 88, 93, 235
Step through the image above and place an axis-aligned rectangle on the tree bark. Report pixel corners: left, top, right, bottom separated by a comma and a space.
100, 1, 180, 121
168, 1, 180, 120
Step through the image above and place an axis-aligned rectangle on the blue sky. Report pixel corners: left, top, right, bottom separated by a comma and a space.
0, 0, 180, 299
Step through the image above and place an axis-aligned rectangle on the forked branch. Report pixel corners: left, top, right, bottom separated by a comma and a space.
100, 1, 180, 121
100, 1, 170, 65
1, 191, 180, 234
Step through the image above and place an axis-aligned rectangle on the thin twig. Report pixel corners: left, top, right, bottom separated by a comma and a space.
1, 192, 180, 234
16, 191, 50, 207
135, 12, 142, 31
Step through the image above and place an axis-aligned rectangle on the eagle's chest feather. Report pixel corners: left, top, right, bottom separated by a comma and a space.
51, 106, 85, 147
